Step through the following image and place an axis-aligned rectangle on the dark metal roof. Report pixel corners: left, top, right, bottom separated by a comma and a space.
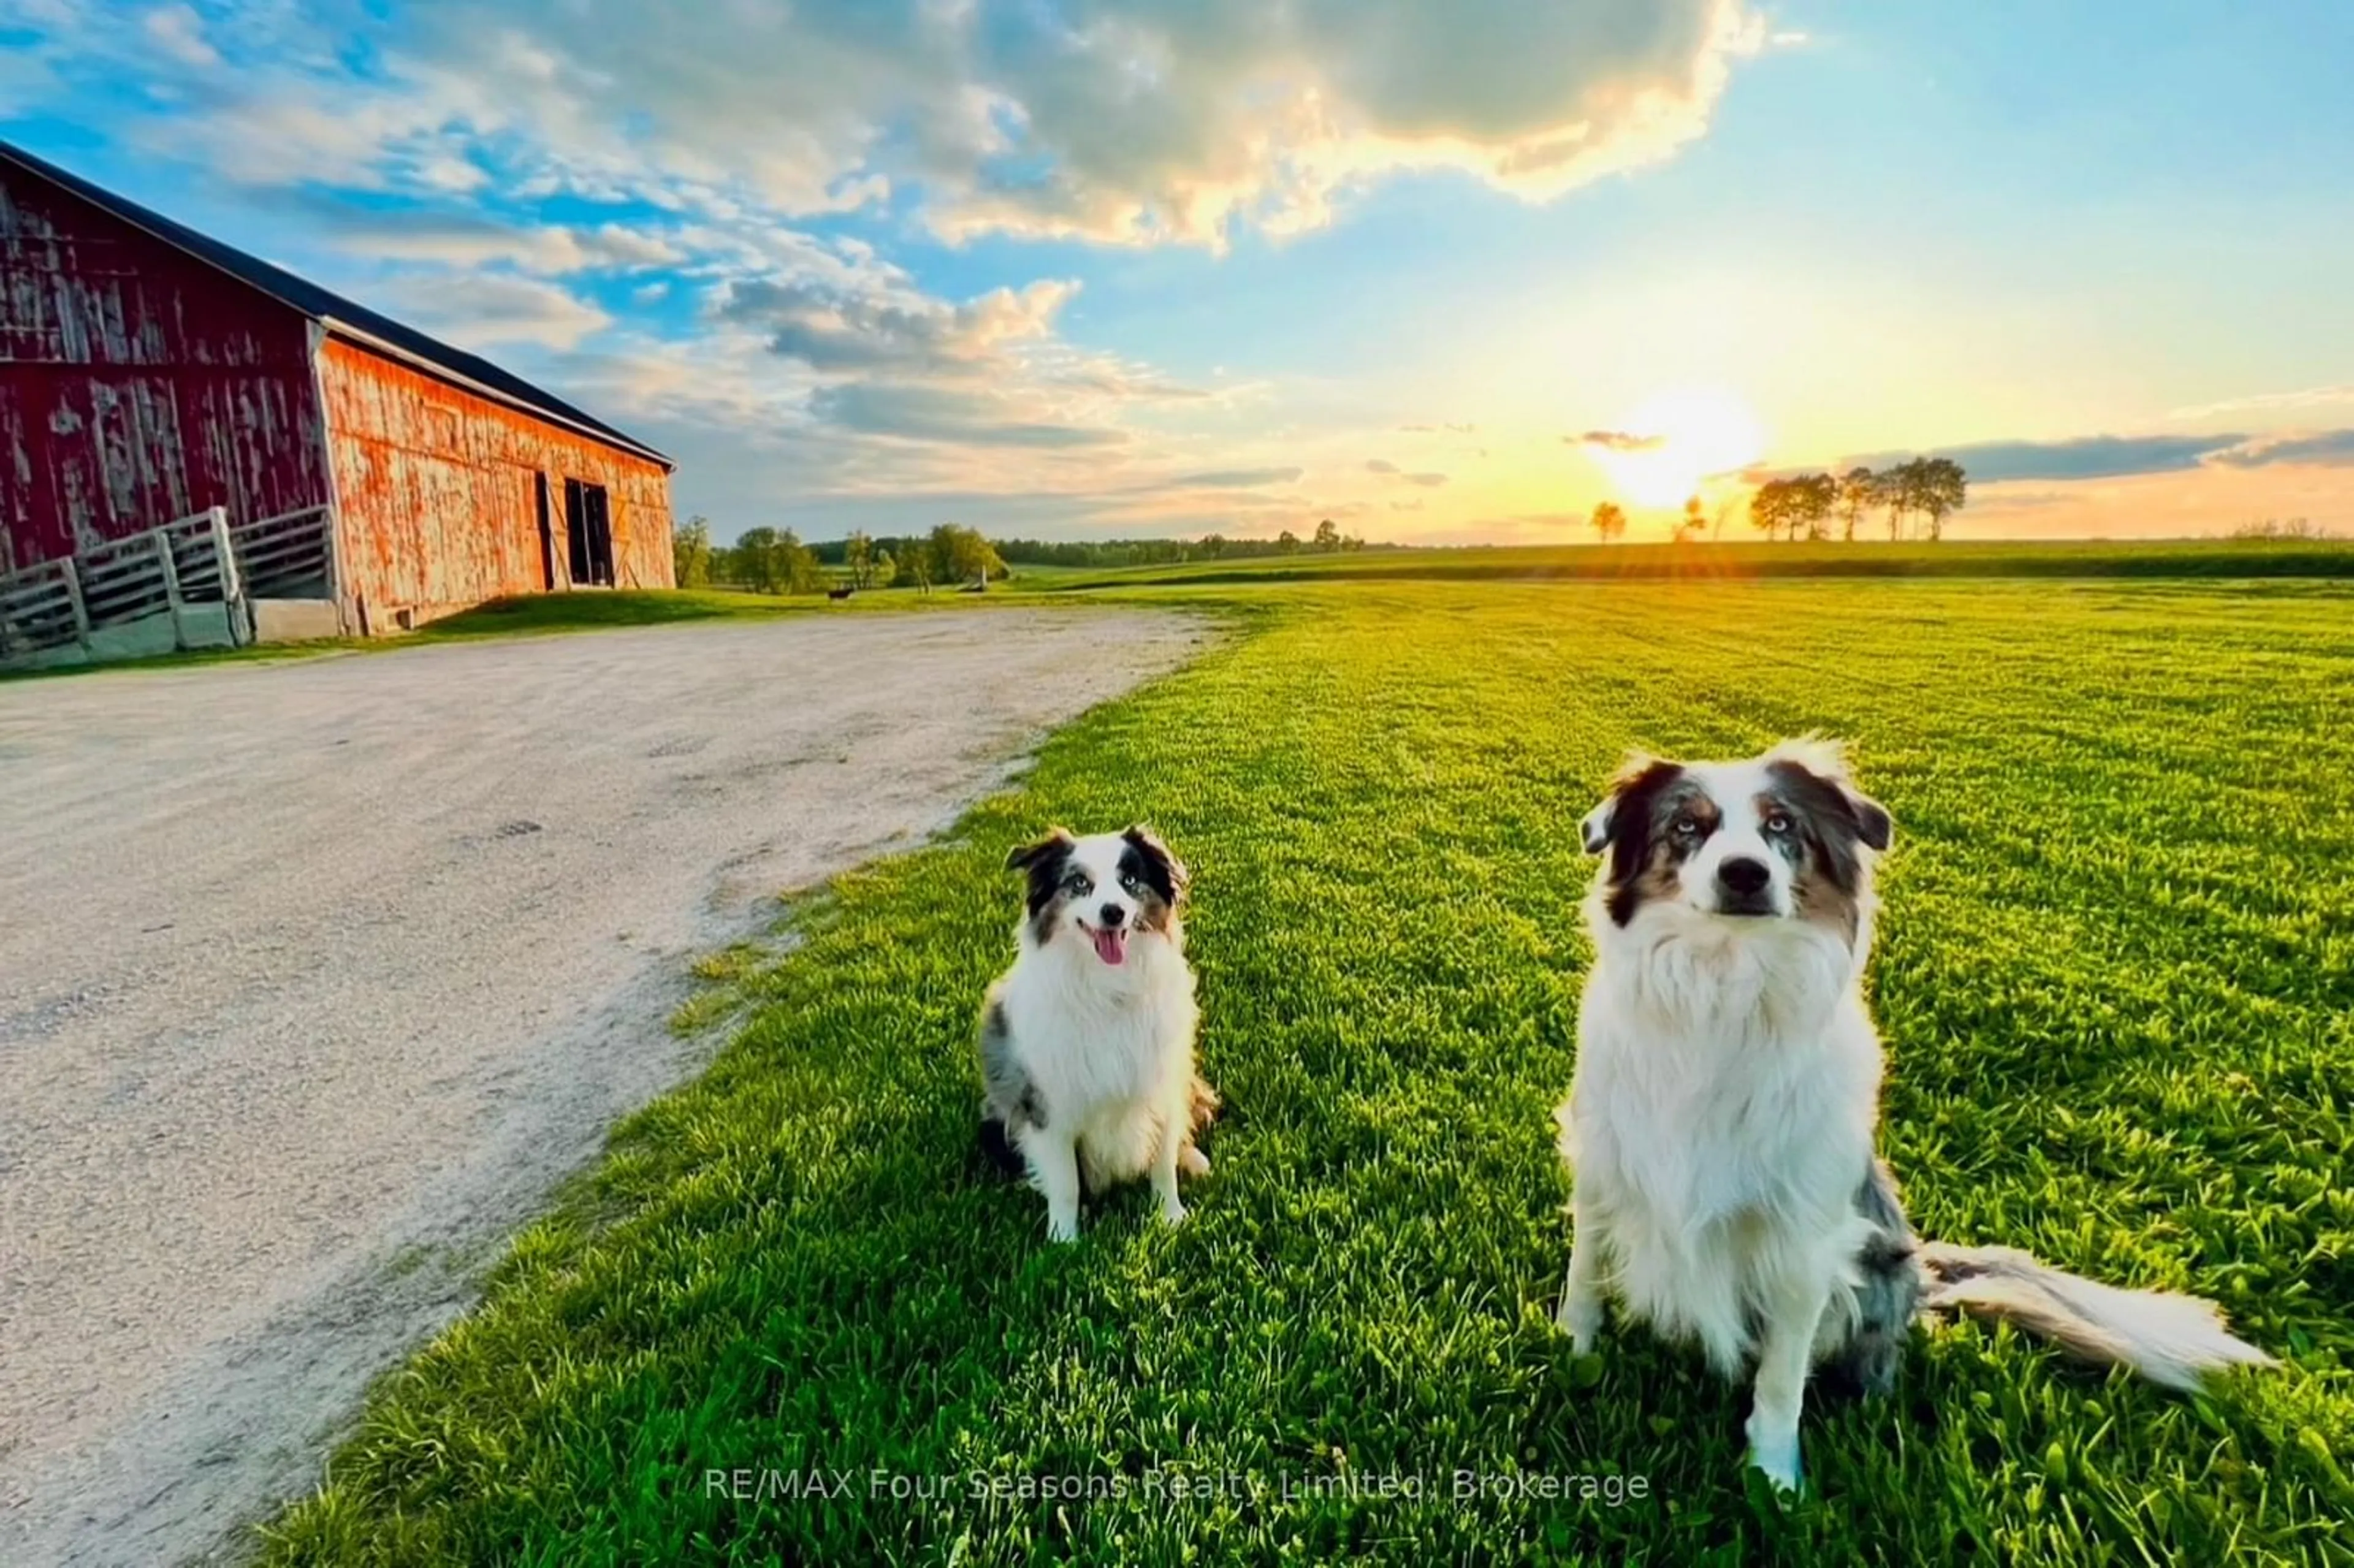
0, 139, 673, 470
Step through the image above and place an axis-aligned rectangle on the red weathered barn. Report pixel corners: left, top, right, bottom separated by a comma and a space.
0, 140, 675, 636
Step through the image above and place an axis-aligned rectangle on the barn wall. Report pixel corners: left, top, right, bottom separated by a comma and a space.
0, 162, 329, 576
315, 337, 674, 628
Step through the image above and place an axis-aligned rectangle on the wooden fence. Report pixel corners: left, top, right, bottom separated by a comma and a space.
0, 504, 335, 669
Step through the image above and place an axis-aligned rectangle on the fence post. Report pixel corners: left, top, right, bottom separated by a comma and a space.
153, 526, 188, 650
210, 506, 250, 645
61, 556, 94, 656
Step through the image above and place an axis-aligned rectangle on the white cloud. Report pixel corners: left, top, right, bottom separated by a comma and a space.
720, 275, 1079, 376
319, 213, 688, 273
2169, 384, 2354, 421
34, 0, 1762, 248
375, 273, 612, 349
2201, 428, 2354, 469
0, 0, 1770, 538
139, 4, 219, 67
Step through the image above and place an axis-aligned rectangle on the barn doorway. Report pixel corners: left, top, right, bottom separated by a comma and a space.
563, 479, 614, 587
534, 473, 557, 590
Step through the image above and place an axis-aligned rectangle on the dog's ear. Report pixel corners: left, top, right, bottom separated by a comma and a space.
1007, 828, 1076, 918
1847, 789, 1892, 852
1119, 824, 1189, 903
1579, 799, 1617, 855
1580, 752, 1675, 855
1005, 828, 1075, 874
1767, 736, 1892, 851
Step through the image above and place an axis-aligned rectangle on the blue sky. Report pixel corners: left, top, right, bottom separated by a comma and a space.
5, 1, 2350, 542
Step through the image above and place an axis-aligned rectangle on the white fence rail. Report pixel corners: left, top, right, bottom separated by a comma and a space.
229, 505, 335, 601
0, 504, 335, 670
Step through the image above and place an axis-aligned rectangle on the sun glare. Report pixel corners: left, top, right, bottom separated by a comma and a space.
1591, 386, 1768, 509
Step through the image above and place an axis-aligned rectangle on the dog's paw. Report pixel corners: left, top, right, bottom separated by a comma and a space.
1157, 1199, 1189, 1227
1743, 1422, 1804, 1496
1555, 1294, 1602, 1355
1178, 1146, 1211, 1179
1046, 1211, 1081, 1244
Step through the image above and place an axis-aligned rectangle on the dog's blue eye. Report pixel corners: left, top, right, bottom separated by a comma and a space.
1672, 816, 1699, 837
1764, 813, 1794, 835
1064, 873, 1093, 895
1119, 872, 1144, 894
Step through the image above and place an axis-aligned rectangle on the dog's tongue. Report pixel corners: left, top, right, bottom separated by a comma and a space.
1091, 926, 1128, 965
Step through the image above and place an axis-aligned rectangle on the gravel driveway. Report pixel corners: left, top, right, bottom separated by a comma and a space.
0, 607, 1201, 1566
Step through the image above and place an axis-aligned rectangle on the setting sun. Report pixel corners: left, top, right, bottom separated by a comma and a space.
1590, 387, 1769, 509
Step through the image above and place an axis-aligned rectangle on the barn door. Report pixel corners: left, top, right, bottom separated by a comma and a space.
535, 473, 557, 590
585, 486, 614, 585
562, 478, 614, 587
563, 478, 590, 585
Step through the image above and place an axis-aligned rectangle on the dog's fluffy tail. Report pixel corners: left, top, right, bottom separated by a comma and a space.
1918, 1242, 2274, 1391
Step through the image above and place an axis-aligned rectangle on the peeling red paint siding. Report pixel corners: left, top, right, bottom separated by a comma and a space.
4, 151, 674, 625
0, 161, 327, 575
316, 337, 674, 625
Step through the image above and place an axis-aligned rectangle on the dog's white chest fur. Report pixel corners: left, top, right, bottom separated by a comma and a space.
1578, 918, 1876, 1222
996, 941, 1195, 1125
1562, 904, 1883, 1368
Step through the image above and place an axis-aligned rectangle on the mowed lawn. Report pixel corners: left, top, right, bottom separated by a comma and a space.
267, 580, 2354, 1566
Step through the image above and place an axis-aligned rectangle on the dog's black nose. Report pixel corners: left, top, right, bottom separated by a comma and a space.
1718, 857, 1771, 897
1099, 902, 1127, 928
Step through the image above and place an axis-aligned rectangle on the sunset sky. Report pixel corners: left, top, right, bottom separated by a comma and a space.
5, 1, 2350, 543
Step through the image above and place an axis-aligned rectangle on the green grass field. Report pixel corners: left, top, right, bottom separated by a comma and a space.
1040, 538, 2354, 590
262, 576, 2352, 1566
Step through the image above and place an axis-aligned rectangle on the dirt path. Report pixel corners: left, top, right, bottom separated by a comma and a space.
0, 607, 1202, 1566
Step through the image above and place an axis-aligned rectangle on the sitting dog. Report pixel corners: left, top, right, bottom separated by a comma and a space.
977, 826, 1217, 1241
1555, 737, 2271, 1491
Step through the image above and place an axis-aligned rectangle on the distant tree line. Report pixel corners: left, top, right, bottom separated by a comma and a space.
686, 517, 1388, 590
1750, 458, 1968, 542
809, 525, 1007, 591
675, 520, 1008, 594
983, 518, 1375, 568
1582, 457, 1970, 547
2226, 516, 2338, 541
672, 515, 828, 593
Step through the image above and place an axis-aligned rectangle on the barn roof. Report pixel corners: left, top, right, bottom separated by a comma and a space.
0, 140, 673, 470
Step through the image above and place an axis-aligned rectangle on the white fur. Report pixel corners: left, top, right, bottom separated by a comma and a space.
989, 834, 1201, 1243
1556, 750, 1885, 1492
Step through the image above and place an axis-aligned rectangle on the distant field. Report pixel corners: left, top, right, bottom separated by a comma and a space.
265, 576, 2353, 1566
1038, 537, 2354, 589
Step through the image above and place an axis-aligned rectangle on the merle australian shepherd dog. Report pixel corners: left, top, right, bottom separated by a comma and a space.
1556, 737, 2271, 1491
977, 827, 1218, 1241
